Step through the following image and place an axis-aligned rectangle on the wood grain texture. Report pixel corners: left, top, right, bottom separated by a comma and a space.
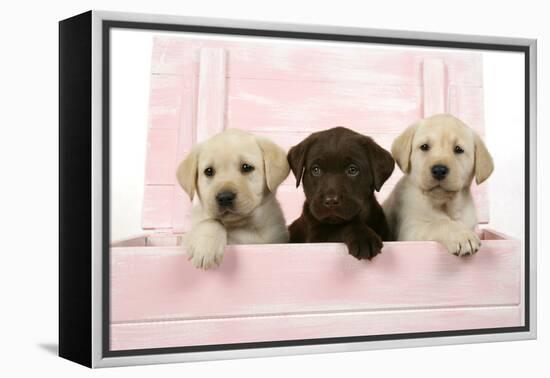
226, 79, 423, 133
144, 128, 179, 185
111, 305, 522, 350
142, 38, 488, 231
141, 186, 174, 230
110, 229, 522, 350
151, 37, 482, 86
111, 229, 520, 323
422, 58, 446, 116
196, 48, 227, 143
148, 74, 186, 130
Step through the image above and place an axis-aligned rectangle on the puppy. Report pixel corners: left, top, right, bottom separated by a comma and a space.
383, 114, 494, 256
176, 129, 290, 269
288, 127, 395, 260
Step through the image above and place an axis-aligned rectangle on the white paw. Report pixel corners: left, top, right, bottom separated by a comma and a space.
184, 233, 225, 270
442, 229, 481, 257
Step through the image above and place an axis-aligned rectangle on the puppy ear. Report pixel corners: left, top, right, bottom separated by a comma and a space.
176, 146, 199, 200
363, 137, 395, 192
287, 134, 316, 187
391, 123, 418, 173
257, 137, 290, 191
474, 133, 494, 184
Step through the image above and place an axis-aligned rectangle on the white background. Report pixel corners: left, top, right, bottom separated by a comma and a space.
110, 30, 525, 242
0, 1, 547, 377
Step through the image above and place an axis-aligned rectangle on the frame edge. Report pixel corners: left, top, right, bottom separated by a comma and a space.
59, 10, 93, 368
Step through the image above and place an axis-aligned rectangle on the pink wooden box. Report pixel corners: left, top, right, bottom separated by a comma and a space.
110, 36, 523, 351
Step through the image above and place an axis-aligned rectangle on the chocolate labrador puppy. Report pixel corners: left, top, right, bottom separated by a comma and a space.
288, 127, 394, 260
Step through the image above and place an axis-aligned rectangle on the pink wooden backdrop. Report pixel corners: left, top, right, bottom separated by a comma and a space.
110, 230, 522, 350
142, 37, 489, 233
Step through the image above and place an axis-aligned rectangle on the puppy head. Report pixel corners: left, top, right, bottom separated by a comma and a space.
392, 114, 494, 197
288, 127, 394, 224
176, 129, 289, 223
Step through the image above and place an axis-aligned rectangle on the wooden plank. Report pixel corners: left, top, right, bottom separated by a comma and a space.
144, 128, 179, 185
227, 79, 422, 133
172, 73, 198, 232
151, 37, 482, 87
112, 229, 504, 247
141, 186, 174, 230
148, 74, 186, 129
111, 235, 521, 323
422, 58, 446, 116
448, 86, 485, 132
196, 48, 227, 143
111, 305, 522, 351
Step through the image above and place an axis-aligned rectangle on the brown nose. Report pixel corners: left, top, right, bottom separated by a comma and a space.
323, 194, 340, 208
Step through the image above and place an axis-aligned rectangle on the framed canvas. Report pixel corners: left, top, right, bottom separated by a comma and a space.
59, 10, 537, 368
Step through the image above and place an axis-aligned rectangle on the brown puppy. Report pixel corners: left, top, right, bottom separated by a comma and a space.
288, 127, 395, 260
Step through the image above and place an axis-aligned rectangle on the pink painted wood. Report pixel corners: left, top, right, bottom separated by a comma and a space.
110, 37, 518, 352
110, 229, 522, 350
141, 37, 489, 232
150, 38, 482, 85
112, 307, 521, 351
196, 48, 227, 142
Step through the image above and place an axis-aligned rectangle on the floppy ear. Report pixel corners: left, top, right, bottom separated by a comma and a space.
176, 146, 199, 200
391, 123, 418, 173
363, 137, 395, 192
474, 133, 494, 184
287, 134, 316, 188
256, 137, 290, 191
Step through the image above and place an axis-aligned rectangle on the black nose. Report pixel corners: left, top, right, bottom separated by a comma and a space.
216, 191, 236, 207
431, 165, 449, 180
323, 194, 340, 208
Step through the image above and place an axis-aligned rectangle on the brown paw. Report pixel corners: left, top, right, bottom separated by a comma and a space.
346, 233, 383, 260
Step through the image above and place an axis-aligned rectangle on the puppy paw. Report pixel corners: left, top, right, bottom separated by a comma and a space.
184, 233, 225, 270
442, 229, 481, 257
346, 233, 383, 260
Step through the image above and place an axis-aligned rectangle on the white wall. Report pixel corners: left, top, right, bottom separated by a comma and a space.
110, 30, 525, 242
1, 1, 547, 377
111, 31, 152, 241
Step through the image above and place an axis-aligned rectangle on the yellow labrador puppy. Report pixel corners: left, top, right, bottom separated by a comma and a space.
177, 129, 290, 269
383, 114, 494, 256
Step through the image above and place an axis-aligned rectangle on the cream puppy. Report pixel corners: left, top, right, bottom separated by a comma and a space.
176, 129, 290, 269
383, 114, 494, 256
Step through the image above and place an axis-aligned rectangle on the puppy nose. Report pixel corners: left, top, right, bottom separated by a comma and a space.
216, 191, 236, 207
431, 165, 449, 180
323, 194, 340, 208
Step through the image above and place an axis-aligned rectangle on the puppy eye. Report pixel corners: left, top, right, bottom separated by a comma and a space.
241, 163, 255, 173
420, 143, 430, 151
311, 165, 322, 176
204, 167, 215, 177
346, 165, 359, 176
454, 145, 465, 154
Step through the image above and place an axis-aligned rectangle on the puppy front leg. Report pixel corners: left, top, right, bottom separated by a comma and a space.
184, 220, 227, 269
340, 222, 383, 260
289, 216, 307, 243
402, 219, 480, 256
